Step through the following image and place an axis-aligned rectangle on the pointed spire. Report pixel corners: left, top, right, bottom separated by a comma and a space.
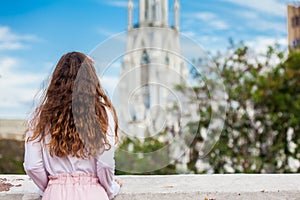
128, 0, 134, 30
174, 0, 180, 31
163, 0, 168, 26
139, 0, 145, 25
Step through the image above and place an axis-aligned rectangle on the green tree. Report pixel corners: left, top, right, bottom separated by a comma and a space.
188, 42, 300, 173
116, 42, 300, 174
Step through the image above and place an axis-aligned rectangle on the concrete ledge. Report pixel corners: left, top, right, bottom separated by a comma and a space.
0, 174, 300, 200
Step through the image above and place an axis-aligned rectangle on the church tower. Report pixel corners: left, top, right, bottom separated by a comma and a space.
119, 0, 188, 137
287, 3, 300, 49
138, 0, 169, 27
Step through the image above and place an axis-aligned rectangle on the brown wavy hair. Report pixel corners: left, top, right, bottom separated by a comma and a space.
26, 52, 118, 158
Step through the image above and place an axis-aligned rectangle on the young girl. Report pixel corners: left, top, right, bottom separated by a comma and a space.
23, 52, 121, 200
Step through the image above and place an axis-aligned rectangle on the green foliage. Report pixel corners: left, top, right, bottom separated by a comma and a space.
191, 43, 300, 173
2, 41, 298, 175
116, 42, 300, 174
115, 132, 177, 175
0, 139, 25, 174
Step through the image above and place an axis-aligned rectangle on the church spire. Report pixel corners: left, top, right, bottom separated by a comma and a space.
128, 0, 134, 30
163, 0, 168, 26
139, 0, 169, 27
174, 0, 180, 31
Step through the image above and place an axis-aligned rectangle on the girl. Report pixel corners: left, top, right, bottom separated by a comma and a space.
24, 52, 121, 200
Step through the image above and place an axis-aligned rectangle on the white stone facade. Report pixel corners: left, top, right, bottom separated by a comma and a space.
119, 0, 188, 138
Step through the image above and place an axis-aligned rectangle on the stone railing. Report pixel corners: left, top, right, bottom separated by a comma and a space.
1, 174, 300, 200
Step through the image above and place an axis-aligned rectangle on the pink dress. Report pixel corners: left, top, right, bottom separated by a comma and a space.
23, 108, 120, 200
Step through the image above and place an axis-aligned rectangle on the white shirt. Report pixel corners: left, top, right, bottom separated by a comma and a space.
23, 107, 120, 199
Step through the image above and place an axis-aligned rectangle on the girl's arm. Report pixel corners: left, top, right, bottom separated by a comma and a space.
96, 108, 121, 200
23, 131, 49, 193
96, 145, 120, 200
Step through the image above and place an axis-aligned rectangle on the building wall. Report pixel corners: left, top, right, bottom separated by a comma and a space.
287, 5, 300, 49
119, 27, 188, 138
119, 0, 188, 138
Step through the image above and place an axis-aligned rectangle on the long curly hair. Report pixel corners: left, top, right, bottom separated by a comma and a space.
26, 52, 118, 158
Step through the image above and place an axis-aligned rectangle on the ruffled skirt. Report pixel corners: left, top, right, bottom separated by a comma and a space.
42, 173, 109, 200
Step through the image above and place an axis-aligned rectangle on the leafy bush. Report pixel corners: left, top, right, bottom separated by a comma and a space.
117, 43, 300, 174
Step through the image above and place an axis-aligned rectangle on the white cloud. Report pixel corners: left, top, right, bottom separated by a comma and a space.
253, 20, 285, 33
234, 10, 259, 19
109, 62, 122, 69
198, 35, 221, 44
245, 36, 288, 70
0, 42, 25, 51
0, 57, 48, 118
211, 20, 229, 30
182, 31, 197, 38
97, 28, 118, 37
181, 1, 287, 53
221, 0, 286, 17
245, 36, 287, 53
0, 26, 39, 51
233, 10, 286, 33
183, 12, 229, 30
194, 12, 216, 21
181, 29, 229, 53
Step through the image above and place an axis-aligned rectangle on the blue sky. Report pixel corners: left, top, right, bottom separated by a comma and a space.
0, 0, 290, 119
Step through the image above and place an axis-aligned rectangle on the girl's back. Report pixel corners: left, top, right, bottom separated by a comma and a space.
23, 52, 121, 200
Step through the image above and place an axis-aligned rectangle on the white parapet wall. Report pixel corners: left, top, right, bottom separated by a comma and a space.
0, 174, 300, 200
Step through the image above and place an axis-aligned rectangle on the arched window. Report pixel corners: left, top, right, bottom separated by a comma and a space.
140, 50, 150, 109
141, 50, 150, 64
165, 53, 170, 65
145, 0, 149, 20
292, 15, 300, 27
153, 0, 161, 23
